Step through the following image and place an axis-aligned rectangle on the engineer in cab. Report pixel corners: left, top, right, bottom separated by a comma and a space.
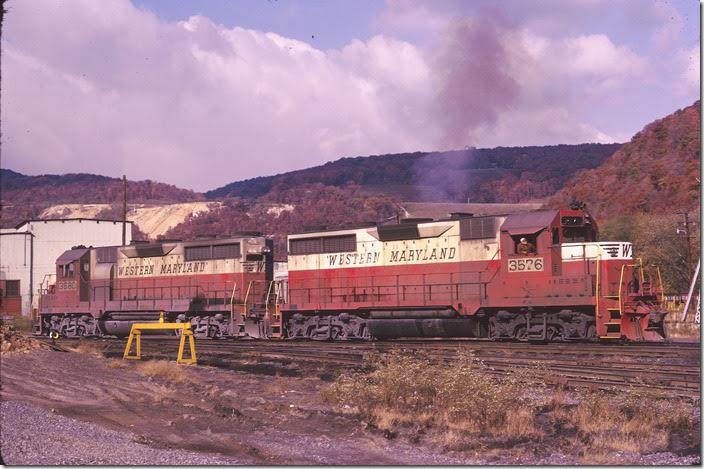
517, 237, 536, 255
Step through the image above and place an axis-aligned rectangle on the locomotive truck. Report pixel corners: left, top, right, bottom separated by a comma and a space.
37, 206, 667, 342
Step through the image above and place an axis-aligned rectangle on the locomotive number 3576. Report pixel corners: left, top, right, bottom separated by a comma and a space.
508, 257, 544, 272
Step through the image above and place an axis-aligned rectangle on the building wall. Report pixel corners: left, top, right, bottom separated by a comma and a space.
0, 219, 132, 315
0, 233, 33, 316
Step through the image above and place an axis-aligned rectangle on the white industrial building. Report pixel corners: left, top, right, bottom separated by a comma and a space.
0, 218, 132, 316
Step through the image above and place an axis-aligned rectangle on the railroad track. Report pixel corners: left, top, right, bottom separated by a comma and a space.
35, 336, 701, 398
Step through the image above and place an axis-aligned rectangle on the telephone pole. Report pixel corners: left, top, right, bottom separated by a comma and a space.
122, 175, 127, 246
676, 210, 694, 285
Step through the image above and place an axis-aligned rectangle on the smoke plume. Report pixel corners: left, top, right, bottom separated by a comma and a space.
430, 17, 520, 149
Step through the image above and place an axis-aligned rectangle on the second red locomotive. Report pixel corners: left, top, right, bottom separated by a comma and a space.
37, 234, 280, 339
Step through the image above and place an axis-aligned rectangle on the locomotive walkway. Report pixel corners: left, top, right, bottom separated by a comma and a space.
37, 336, 700, 399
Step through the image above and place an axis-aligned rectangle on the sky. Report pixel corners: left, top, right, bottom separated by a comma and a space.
2, 0, 700, 192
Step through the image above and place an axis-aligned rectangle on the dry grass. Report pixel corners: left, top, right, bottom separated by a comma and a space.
68, 339, 109, 356
324, 350, 699, 458
134, 359, 193, 384
262, 377, 288, 396
4, 316, 35, 332
107, 358, 128, 369
558, 389, 697, 457
323, 350, 541, 448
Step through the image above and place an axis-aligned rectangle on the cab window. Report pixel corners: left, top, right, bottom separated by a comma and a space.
512, 235, 537, 254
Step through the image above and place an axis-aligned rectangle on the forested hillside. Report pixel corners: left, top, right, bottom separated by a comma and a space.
206, 144, 622, 203
0, 170, 203, 228
550, 101, 700, 219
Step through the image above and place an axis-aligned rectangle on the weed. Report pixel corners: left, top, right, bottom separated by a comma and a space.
107, 358, 127, 369
325, 350, 699, 458
69, 339, 108, 356
324, 350, 541, 448
4, 316, 35, 332
135, 359, 193, 384
567, 389, 697, 454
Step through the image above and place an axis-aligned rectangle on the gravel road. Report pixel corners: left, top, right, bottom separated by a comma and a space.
0, 400, 252, 465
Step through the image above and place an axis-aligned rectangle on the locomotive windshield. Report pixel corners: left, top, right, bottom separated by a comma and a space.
561, 226, 596, 243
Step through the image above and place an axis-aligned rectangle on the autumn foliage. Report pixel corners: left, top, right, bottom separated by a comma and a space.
550, 101, 700, 219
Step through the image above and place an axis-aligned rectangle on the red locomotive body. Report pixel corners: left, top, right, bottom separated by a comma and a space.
283, 208, 667, 342
38, 235, 280, 338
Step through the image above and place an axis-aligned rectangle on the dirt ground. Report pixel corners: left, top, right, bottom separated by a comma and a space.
1, 347, 480, 465
0, 341, 700, 465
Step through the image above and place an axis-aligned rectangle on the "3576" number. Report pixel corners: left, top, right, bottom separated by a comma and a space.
508, 257, 544, 272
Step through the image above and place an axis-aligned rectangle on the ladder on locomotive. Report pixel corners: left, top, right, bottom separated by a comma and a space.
597, 257, 664, 340
231, 280, 283, 338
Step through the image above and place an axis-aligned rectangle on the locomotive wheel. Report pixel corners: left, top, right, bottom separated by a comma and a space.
586, 324, 597, 341
546, 326, 563, 342
514, 326, 528, 341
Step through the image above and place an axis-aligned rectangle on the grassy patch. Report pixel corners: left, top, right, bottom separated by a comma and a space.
4, 316, 35, 332
324, 350, 699, 459
323, 350, 542, 448
134, 359, 193, 384
68, 339, 109, 356
569, 389, 696, 457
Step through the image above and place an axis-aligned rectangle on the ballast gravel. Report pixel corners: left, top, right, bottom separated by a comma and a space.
0, 401, 251, 465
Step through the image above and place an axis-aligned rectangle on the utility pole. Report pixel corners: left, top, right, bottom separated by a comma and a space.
676, 210, 694, 285
122, 175, 127, 246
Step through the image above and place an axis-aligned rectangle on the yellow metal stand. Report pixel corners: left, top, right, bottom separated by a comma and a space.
123, 312, 197, 364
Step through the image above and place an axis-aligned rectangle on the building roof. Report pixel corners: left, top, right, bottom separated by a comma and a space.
0, 230, 34, 237
15, 218, 134, 230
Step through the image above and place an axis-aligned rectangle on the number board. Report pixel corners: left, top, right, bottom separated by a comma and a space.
508, 257, 544, 272
58, 280, 78, 291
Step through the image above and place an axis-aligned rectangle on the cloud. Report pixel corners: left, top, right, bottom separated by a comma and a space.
2, 0, 694, 193
672, 44, 700, 98
2, 1, 433, 190
473, 107, 617, 147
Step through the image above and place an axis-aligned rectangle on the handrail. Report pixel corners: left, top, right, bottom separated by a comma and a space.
617, 264, 626, 315
265, 281, 275, 321
229, 281, 237, 334
242, 281, 254, 316
595, 254, 601, 318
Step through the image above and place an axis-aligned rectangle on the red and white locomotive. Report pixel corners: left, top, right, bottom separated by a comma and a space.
37, 234, 280, 339
283, 206, 667, 342
38, 205, 667, 342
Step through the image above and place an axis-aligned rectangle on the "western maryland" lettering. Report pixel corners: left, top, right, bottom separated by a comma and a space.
389, 247, 455, 263
325, 247, 456, 267
327, 252, 380, 267
118, 261, 207, 277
